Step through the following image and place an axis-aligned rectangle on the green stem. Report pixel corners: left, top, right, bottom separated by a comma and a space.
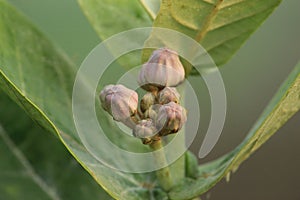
168, 83, 186, 182
150, 140, 173, 191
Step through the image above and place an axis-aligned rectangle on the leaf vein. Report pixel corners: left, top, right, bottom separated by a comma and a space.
0, 124, 61, 200
205, 7, 275, 51
208, 5, 277, 31
195, 0, 224, 42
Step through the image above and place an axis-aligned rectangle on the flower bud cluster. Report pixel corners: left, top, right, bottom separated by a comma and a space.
137, 88, 187, 143
100, 48, 187, 144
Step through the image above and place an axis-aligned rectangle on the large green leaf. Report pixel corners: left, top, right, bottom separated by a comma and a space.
144, 0, 282, 73
169, 61, 300, 199
0, 91, 112, 200
0, 1, 166, 199
139, 0, 161, 20
77, 0, 152, 39
1, 0, 299, 199
77, 0, 153, 70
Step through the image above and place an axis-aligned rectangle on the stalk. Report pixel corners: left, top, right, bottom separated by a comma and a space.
150, 140, 173, 191
149, 83, 187, 191
168, 83, 186, 182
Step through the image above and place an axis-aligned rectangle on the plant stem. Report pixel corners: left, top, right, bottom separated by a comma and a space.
168, 83, 186, 182
150, 140, 173, 191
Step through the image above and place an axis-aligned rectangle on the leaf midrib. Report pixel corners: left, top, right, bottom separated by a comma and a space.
0, 124, 61, 200
195, 0, 224, 42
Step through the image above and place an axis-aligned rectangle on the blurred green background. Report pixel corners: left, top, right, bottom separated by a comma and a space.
4, 0, 300, 199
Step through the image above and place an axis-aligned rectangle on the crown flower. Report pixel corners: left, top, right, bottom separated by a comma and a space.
133, 119, 158, 144
100, 48, 187, 145
100, 84, 138, 121
158, 87, 180, 105
157, 102, 187, 136
138, 48, 185, 92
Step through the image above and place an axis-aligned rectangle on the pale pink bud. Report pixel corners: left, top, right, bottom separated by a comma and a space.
138, 48, 185, 91
133, 119, 157, 144
158, 87, 180, 104
140, 92, 156, 113
99, 84, 138, 121
157, 102, 187, 136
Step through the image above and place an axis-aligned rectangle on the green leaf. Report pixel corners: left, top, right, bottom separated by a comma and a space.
78, 0, 152, 40
0, 1, 166, 199
0, 91, 112, 200
77, 0, 153, 70
169, 61, 300, 199
143, 0, 282, 73
2, 0, 297, 199
184, 151, 199, 179
139, 0, 161, 20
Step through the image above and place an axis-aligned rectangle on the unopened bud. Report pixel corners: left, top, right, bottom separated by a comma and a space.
144, 104, 161, 121
138, 48, 185, 91
140, 92, 156, 113
157, 102, 187, 136
133, 119, 157, 144
158, 87, 180, 104
99, 84, 138, 121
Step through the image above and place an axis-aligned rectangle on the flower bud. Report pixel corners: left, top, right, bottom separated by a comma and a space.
133, 119, 157, 144
138, 48, 185, 91
140, 92, 156, 113
99, 84, 138, 121
158, 87, 180, 104
144, 104, 161, 121
157, 102, 187, 136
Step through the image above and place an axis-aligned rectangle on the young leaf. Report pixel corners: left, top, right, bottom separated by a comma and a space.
144, 0, 282, 73
169, 61, 300, 199
0, 92, 112, 200
0, 1, 166, 199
